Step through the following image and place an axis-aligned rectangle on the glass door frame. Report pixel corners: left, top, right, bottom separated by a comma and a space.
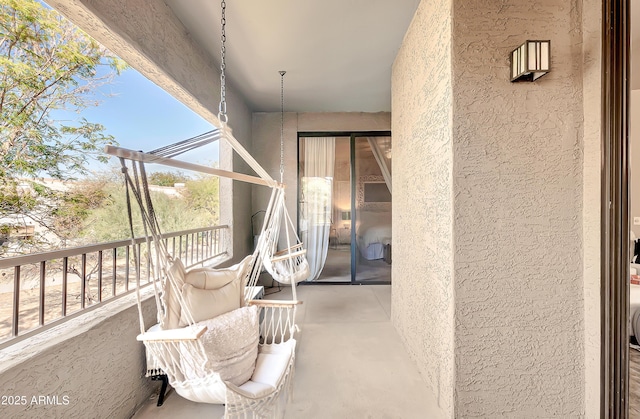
297, 130, 391, 285
602, 0, 630, 416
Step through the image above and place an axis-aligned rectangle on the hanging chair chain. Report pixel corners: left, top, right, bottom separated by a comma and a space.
279, 70, 286, 184
218, 0, 228, 124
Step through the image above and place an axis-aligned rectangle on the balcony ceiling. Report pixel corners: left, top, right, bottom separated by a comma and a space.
164, 0, 420, 113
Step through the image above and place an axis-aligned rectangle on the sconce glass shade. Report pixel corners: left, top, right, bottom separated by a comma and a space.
510, 40, 550, 82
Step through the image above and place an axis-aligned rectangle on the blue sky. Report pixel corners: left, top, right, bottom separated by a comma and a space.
39, 0, 219, 178
62, 68, 219, 177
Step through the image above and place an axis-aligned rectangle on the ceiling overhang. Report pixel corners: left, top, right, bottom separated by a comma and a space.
164, 0, 421, 112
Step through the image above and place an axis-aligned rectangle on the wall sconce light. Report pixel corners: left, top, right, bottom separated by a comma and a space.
510, 40, 550, 82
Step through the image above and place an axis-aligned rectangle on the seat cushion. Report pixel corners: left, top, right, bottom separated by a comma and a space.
236, 380, 275, 399
252, 340, 296, 387
234, 339, 296, 398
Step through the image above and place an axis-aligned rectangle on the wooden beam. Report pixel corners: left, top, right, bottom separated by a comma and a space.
220, 125, 276, 184
137, 324, 207, 342
248, 299, 303, 307
105, 145, 278, 188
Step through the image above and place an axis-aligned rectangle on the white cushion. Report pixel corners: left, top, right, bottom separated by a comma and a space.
251, 340, 296, 387
234, 339, 296, 398
180, 280, 241, 326
186, 256, 252, 291
237, 380, 274, 398
183, 305, 259, 386
161, 258, 186, 330
178, 256, 253, 326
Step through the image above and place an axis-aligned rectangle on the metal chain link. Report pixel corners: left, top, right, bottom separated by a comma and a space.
279, 71, 286, 183
218, 0, 228, 124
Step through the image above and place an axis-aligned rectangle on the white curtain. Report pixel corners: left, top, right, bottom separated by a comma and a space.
367, 136, 392, 193
300, 137, 335, 281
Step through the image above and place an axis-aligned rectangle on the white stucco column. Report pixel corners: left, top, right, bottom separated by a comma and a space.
392, 0, 455, 415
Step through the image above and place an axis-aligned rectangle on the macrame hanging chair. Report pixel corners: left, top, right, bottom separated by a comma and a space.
254, 72, 310, 292
260, 188, 309, 288
106, 3, 308, 417
118, 158, 299, 416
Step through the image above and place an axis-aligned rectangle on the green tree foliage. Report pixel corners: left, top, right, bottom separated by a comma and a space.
0, 0, 125, 181
82, 178, 217, 243
0, 177, 110, 255
50, 178, 108, 244
184, 176, 219, 224
148, 171, 190, 187
0, 0, 127, 252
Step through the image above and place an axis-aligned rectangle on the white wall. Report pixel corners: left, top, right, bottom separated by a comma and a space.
393, 0, 600, 417
582, 0, 602, 415
451, 1, 584, 416
391, 0, 454, 416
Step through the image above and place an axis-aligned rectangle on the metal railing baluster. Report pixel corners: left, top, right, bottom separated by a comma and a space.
62, 257, 68, 317
137, 243, 142, 283
145, 243, 150, 282
185, 234, 190, 265
125, 246, 130, 292
12, 266, 20, 337
97, 251, 103, 303
0, 225, 229, 344
39, 261, 46, 326
81, 254, 87, 309
112, 248, 117, 298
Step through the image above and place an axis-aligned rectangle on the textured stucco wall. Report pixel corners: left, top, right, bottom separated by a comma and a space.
451, 1, 584, 416
391, 0, 454, 416
0, 293, 157, 419
297, 112, 391, 133
45, 0, 254, 264
251, 112, 299, 247
393, 0, 593, 417
581, 0, 601, 416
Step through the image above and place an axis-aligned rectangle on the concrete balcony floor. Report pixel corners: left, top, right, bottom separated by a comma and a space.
133, 284, 438, 418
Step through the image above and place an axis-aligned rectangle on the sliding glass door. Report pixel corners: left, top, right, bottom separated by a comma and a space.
352, 135, 392, 283
298, 132, 391, 283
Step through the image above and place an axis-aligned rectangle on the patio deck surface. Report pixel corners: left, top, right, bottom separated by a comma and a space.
132, 284, 441, 418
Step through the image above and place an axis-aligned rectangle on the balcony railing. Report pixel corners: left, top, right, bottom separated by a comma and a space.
0, 225, 229, 348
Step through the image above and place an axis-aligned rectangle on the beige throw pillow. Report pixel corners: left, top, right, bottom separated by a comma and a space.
186, 255, 252, 291
182, 305, 259, 386
178, 256, 253, 326
180, 280, 241, 326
